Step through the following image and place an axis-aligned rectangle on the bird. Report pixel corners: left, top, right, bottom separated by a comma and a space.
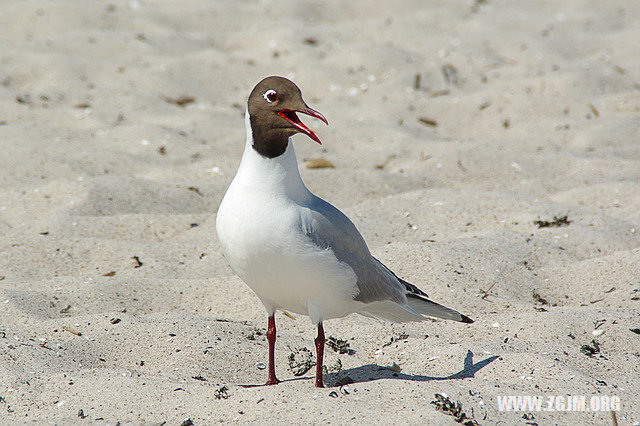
216, 76, 474, 388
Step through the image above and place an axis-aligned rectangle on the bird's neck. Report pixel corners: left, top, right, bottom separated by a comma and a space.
237, 110, 310, 200
249, 112, 289, 159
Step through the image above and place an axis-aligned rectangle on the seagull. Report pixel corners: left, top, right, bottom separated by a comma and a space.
216, 76, 474, 388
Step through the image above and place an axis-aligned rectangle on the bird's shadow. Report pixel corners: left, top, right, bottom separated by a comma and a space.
326, 350, 498, 386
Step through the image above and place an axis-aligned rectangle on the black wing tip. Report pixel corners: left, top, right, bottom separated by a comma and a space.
460, 314, 474, 324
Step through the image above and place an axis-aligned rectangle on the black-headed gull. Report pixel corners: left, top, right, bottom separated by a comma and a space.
216, 76, 473, 388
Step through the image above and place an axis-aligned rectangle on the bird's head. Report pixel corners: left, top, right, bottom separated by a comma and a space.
247, 76, 328, 157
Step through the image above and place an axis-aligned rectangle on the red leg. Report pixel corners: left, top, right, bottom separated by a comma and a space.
314, 322, 325, 388
265, 315, 280, 385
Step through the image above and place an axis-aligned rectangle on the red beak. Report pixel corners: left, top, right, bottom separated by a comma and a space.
277, 106, 328, 145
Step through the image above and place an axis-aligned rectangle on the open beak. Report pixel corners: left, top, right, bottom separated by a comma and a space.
277, 106, 328, 145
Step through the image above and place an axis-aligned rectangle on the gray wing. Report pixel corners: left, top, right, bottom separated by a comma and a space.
299, 195, 474, 324
299, 195, 407, 304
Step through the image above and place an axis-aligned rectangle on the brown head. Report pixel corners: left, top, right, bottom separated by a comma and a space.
247, 76, 328, 158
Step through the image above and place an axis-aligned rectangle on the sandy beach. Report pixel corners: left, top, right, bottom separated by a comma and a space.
1, 0, 639, 424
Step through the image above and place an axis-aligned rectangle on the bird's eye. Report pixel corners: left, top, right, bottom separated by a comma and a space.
263, 89, 278, 103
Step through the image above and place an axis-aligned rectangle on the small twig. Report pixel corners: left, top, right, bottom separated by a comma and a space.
611, 411, 618, 426
418, 117, 438, 127
62, 326, 82, 336
480, 282, 497, 299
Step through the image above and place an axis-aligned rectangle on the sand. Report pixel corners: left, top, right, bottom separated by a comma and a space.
1, 0, 639, 424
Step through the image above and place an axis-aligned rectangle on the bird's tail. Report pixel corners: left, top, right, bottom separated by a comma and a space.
406, 293, 474, 323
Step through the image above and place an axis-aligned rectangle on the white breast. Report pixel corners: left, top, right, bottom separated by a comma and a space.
215, 113, 359, 323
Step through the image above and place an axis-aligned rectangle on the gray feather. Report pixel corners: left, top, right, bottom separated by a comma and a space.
407, 294, 474, 323
299, 194, 474, 324
300, 195, 406, 305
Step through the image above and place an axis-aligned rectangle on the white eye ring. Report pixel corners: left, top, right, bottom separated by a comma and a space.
263, 89, 278, 103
